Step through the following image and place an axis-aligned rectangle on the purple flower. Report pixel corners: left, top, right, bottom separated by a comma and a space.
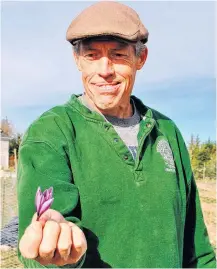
35, 187, 54, 219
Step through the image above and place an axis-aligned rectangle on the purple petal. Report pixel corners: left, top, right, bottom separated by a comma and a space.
43, 187, 53, 201
38, 195, 45, 214
48, 187, 53, 198
35, 187, 41, 205
38, 198, 54, 216
35, 187, 42, 213
43, 189, 49, 200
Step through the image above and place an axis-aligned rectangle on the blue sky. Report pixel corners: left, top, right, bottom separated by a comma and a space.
1, 1, 216, 143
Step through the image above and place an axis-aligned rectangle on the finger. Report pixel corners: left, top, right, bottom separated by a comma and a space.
31, 212, 47, 228
57, 223, 72, 261
49, 248, 70, 266
35, 256, 51, 266
31, 213, 38, 222
70, 224, 86, 252
39, 209, 66, 224
39, 220, 61, 260
69, 223, 87, 263
19, 221, 43, 259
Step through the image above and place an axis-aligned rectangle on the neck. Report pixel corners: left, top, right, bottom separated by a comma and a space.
83, 94, 133, 118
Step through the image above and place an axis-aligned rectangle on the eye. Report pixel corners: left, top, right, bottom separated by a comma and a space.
84, 53, 98, 60
112, 52, 127, 59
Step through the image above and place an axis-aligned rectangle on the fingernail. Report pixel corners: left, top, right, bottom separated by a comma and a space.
61, 248, 70, 261
75, 246, 82, 254
63, 254, 68, 261
50, 249, 55, 258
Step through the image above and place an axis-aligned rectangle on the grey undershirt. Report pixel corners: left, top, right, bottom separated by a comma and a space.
78, 95, 142, 159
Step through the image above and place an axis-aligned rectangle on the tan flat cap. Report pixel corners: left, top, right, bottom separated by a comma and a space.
66, 1, 149, 44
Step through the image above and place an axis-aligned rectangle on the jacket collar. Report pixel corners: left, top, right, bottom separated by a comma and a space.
66, 94, 154, 122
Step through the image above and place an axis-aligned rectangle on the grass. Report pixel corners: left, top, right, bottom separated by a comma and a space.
0, 175, 18, 229
196, 180, 216, 251
201, 196, 216, 204
0, 247, 23, 268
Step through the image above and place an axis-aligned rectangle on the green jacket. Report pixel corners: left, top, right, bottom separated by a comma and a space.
17, 94, 216, 268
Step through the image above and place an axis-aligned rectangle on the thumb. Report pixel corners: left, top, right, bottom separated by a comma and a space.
32, 212, 38, 222
31, 211, 51, 228
36, 209, 66, 225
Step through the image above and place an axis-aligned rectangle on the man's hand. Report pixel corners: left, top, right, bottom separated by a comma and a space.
19, 209, 87, 266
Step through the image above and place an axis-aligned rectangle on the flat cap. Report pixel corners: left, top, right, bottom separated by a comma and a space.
66, 1, 149, 45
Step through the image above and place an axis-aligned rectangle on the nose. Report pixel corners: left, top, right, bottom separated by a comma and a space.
97, 57, 114, 78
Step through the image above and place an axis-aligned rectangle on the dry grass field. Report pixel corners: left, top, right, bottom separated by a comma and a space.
0, 176, 216, 268
196, 181, 216, 251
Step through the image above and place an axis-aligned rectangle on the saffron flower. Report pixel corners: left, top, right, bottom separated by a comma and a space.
35, 186, 54, 219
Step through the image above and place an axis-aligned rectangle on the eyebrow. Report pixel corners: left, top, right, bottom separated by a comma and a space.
82, 42, 129, 51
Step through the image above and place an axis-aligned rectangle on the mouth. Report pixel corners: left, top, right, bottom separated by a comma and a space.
92, 82, 121, 93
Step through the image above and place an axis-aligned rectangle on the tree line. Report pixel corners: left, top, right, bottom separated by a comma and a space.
1, 118, 216, 180
188, 135, 216, 181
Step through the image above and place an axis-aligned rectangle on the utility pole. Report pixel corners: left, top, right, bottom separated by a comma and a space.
14, 148, 17, 174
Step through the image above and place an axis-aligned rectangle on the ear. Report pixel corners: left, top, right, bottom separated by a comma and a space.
73, 51, 82, 71
136, 46, 148, 70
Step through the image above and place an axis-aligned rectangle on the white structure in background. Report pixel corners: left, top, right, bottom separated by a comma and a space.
0, 130, 10, 170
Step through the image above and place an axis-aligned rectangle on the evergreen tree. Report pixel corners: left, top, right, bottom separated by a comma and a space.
188, 134, 216, 181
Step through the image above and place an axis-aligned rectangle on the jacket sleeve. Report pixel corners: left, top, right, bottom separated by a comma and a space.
175, 127, 216, 268
17, 140, 85, 268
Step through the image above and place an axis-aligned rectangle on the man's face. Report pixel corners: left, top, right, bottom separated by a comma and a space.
74, 39, 147, 114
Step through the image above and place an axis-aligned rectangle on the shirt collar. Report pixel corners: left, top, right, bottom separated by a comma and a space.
66, 94, 154, 122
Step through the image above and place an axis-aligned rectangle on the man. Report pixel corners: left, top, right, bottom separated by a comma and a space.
17, 1, 216, 268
